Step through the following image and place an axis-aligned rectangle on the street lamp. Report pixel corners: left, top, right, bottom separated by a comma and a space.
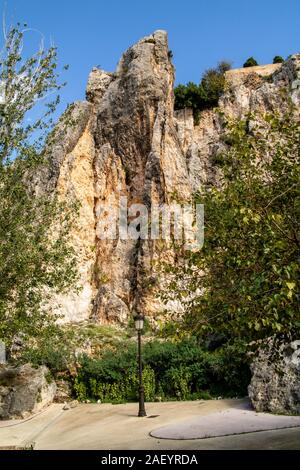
134, 313, 147, 417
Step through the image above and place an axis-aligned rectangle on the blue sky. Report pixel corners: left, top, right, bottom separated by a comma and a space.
3, 0, 300, 113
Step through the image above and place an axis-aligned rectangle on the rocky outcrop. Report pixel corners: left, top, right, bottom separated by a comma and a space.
175, 59, 300, 192
248, 340, 300, 415
42, 30, 191, 324
40, 30, 300, 324
0, 364, 56, 419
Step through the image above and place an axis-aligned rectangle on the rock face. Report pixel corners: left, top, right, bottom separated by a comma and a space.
175, 61, 300, 192
0, 364, 56, 419
248, 340, 300, 415
40, 30, 300, 324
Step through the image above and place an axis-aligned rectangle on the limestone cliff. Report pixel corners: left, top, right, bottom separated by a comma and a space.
41, 30, 300, 324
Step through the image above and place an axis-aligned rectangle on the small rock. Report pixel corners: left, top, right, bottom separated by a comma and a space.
97, 399, 101, 404
63, 403, 70, 410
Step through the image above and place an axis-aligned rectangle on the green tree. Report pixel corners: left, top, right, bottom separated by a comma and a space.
174, 61, 231, 119
273, 55, 284, 64
163, 106, 300, 344
0, 23, 78, 357
199, 61, 231, 108
174, 81, 205, 122
243, 57, 258, 68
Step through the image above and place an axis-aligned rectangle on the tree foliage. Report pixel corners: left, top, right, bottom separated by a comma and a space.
164, 106, 300, 344
273, 55, 284, 64
243, 57, 258, 68
174, 61, 231, 121
0, 23, 78, 356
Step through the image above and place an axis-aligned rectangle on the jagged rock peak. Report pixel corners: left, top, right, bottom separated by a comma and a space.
86, 30, 172, 105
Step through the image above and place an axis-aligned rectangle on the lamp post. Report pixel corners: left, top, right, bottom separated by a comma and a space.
134, 313, 147, 417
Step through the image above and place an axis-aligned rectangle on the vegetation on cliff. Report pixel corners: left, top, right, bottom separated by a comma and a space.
243, 56, 258, 67
163, 105, 300, 346
273, 55, 284, 64
174, 61, 231, 121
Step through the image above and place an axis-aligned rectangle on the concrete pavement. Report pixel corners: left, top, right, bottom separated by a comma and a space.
0, 399, 299, 450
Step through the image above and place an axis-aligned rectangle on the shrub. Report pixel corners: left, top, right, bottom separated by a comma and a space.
163, 366, 192, 400
74, 358, 155, 403
273, 55, 284, 64
18, 327, 76, 374
73, 337, 250, 402
243, 57, 258, 68
174, 82, 204, 115
73, 377, 88, 402
174, 61, 231, 120
200, 61, 231, 108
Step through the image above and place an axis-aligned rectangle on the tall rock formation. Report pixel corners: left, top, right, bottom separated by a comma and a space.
41, 30, 300, 324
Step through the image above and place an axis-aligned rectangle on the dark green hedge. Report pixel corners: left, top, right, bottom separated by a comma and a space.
73, 338, 250, 403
